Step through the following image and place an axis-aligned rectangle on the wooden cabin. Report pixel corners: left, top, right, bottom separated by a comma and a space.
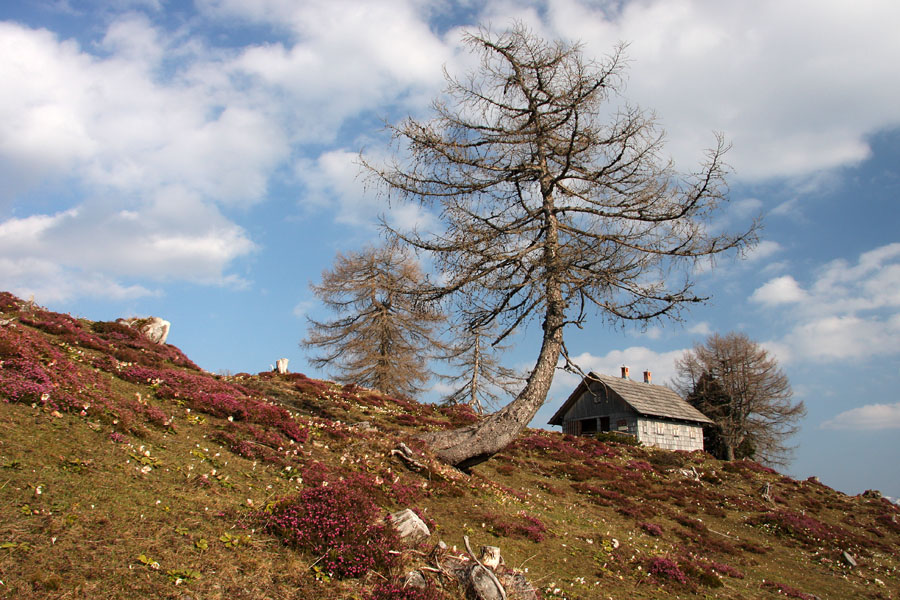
548, 367, 714, 452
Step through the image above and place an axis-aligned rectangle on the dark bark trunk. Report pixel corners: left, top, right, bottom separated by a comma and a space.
419, 317, 563, 469
725, 444, 736, 461
420, 179, 565, 469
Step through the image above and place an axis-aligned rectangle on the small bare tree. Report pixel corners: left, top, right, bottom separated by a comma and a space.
674, 332, 805, 467
364, 24, 757, 468
302, 244, 444, 398
440, 321, 524, 414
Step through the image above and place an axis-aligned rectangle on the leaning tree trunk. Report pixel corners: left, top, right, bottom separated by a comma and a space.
420, 203, 566, 469
419, 318, 563, 469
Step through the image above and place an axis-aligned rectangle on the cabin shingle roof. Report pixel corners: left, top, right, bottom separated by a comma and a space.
548, 372, 714, 425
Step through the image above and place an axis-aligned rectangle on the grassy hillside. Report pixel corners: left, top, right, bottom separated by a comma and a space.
0, 292, 897, 599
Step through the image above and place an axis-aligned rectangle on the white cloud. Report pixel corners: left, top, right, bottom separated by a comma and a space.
642, 326, 663, 340
553, 346, 686, 394
0, 18, 279, 299
296, 150, 379, 227
0, 188, 256, 301
810, 243, 900, 312
688, 321, 712, 336
822, 402, 900, 430
296, 148, 439, 232
292, 300, 314, 319
0, 257, 156, 304
752, 244, 900, 362
782, 315, 900, 362
5, 1, 900, 304
745, 240, 782, 263
536, 0, 900, 180
217, 0, 453, 142
751, 275, 808, 305
0, 20, 288, 204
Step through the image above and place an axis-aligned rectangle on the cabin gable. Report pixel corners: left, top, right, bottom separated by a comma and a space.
559, 380, 640, 436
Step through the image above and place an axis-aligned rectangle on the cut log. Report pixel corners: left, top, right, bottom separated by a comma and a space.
480, 546, 502, 569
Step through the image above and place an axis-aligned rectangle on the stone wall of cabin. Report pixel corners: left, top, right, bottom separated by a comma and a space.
636, 418, 704, 452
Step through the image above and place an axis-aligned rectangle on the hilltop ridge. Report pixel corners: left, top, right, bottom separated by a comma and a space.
0, 292, 897, 599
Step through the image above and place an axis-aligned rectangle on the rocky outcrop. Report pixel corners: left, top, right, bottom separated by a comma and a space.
118, 317, 170, 344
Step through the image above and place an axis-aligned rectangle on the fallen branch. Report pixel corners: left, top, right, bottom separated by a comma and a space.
708, 528, 739, 540
464, 535, 506, 600
392, 442, 427, 472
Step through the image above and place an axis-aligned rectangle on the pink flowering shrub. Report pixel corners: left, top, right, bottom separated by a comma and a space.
557, 462, 596, 481
640, 522, 664, 536
673, 514, 707, 531
584, 460, 628, 480
876, 513, 900, 534
9, 297, 196, 371
746, 509, 862, 549
437, 402, 480, 426
0, 292, 19, 312
705, 560, 744, 579
647, 556, 688, 584
495, 463, 515, 476
263, 473, 399, 579
511, 431, 620, 464
571, 482, 626, 506
387, 474, 427, 505
301, 461, 335, 487
626, 459, 655, 473
118, 364, 307, 444
514, 432, 581, 456
0, 322, 111, 414
481, 511, 547, 542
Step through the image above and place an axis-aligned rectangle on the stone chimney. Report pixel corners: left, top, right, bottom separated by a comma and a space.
621, 366, 629, 379
643, 370, 652, 384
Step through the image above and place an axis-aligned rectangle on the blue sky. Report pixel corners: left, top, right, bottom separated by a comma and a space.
1, 0, 898, 500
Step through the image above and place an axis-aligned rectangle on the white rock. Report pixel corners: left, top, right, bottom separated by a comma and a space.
389, 508, 430, 543
275, 358, 289, 374
404, 570, 427, 589
120, 317, 170, 344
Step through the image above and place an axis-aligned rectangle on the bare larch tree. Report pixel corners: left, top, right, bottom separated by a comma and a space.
302, 244, 444, 398
364, 24, 758, 468
440, 321, 524, 414
674, 331, 805, 467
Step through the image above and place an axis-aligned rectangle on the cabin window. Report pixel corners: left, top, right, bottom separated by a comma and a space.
580, 418, 598, 435
617, 419, 628, 431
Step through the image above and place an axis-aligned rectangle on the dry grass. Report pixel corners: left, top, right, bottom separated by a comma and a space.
0, 295, 898, 599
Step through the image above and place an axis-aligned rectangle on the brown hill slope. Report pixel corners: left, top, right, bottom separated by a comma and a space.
0, 292, 897, 599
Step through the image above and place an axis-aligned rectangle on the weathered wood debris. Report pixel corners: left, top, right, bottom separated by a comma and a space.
389, 509, 538, 600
